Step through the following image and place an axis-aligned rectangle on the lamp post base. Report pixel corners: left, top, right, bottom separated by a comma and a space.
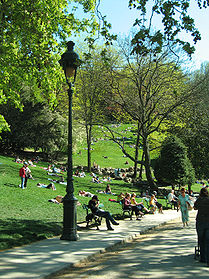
60, 195, 79, 241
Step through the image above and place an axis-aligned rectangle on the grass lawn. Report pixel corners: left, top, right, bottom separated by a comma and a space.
0, 154, 150, 250
0, 126, 203, 251
73, 123, 145, 168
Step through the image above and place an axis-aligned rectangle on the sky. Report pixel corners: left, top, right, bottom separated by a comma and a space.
96, 0, 209, 70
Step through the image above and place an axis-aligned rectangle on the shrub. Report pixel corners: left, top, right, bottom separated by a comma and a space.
154, 136, 195, 187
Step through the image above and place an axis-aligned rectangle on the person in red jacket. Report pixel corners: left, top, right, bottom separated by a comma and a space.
19, 165, 26, 189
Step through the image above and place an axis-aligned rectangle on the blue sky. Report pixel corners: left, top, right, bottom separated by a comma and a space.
97, 0, 209, 69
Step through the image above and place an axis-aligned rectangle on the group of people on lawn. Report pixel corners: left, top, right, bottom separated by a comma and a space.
19, 162, 33, 189
19, 161, 66, 190
18, 159, 209, 266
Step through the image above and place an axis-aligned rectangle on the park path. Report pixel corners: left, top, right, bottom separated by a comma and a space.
0, 210, 204, 279
50, 212, 209, 279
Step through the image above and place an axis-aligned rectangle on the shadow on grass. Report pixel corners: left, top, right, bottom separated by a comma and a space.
0, 218, 62, 251
4, 183, 19, 188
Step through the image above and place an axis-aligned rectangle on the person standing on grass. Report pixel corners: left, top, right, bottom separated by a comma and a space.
19, 164, 26, 189
24, 162, 32, 188
194, 188, 209, 267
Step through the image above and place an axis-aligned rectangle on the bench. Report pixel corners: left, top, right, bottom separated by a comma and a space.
121, 200, 134, 220
164, 197, 178, 210
143, 197, 151, 209
82, 204, 102, 230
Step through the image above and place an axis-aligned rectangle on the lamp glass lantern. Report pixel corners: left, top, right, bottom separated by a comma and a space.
59, 41, 81, 84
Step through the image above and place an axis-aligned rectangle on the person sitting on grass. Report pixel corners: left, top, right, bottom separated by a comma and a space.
131, 193, 150, 213
88, 195, 119, 231
92, 176, 102, 183
105, 184, 112, 194
79, 171, 86, 177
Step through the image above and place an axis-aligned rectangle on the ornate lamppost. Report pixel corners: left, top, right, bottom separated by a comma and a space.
59, 41, 81, 241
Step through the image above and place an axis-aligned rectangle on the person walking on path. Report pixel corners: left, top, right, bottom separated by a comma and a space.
19, 164, 26, 189
178, 187, 191, 227
88, 195, 119, 230
194, 187, 209, 267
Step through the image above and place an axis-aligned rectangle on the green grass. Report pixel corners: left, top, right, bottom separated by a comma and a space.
0, 122, 204, 251
73, 124, 144, 168
0, 154, 149, 250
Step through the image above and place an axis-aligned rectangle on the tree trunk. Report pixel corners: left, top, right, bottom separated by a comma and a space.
86, 124, 92, 172
133, 122, 141, 178
142, 136, 156, 188
138, 152, 144, 180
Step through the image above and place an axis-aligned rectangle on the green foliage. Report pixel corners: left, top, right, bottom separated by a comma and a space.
0, 115, 10, 136
171, 63, 209, 178
154, 136, 195, 186
0, 0, 103, 133
128, 0, 207, 56
0, 89, 68, 154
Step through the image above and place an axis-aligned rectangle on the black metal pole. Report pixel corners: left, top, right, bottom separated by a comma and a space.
60, 82, 79, 241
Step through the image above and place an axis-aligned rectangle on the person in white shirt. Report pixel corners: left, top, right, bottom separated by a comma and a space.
24, 162, 33, 188
168, 190, 178, 210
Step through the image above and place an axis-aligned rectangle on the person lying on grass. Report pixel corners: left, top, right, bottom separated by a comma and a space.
78, 190, 94, 197
37, 182, 56, 190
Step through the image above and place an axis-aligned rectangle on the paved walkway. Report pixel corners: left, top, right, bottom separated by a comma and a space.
0, 210, 194, 279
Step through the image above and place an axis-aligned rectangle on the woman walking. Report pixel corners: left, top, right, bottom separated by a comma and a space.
178, 187, 191, 227
194, 188, 209, 266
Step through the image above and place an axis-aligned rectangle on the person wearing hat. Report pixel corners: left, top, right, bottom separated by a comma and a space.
88, 195, 119, 230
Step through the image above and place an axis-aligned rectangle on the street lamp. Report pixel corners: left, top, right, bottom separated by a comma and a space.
59, 41, 82, 241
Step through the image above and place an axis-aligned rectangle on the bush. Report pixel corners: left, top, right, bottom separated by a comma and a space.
154, 136, 195, 187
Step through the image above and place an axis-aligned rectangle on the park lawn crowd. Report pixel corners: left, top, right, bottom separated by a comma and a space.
15, 156, 209, 267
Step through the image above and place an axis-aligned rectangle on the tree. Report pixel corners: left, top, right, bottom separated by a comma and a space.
0, 87, 68, 157
74, 50, 111, 171
0, 0, 107, 133
127, 0, 208, 56
170, 63, 209, 179
103, 36, 201, 188
154, 135, 195, 190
